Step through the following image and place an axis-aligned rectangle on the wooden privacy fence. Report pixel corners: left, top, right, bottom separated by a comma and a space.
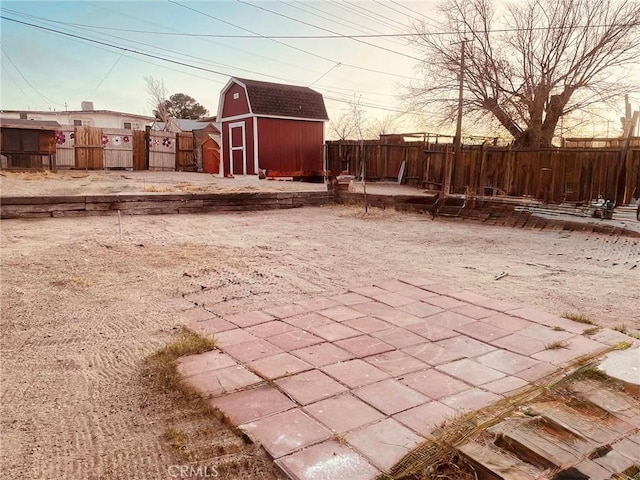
53, 126, 201, 172
326, 140, 640, 204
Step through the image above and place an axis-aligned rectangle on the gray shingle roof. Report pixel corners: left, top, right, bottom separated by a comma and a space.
235, 78, 329, 121
0, 118, 61, 130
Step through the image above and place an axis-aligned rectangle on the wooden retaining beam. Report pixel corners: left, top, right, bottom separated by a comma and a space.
0, 192, 334, 219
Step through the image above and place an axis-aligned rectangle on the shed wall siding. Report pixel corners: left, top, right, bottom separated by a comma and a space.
256, 117, 324, 174
221, 83, 250, 119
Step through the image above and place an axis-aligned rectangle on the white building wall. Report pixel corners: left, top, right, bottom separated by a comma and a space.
0, 111, 153, 129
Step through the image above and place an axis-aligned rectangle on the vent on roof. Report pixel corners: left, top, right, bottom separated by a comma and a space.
81, 101, 94, 111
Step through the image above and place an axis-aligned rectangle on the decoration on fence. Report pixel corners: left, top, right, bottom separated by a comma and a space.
70, 132, 75, 140
151, 139, 159, 148
123, 135, 130, 143
101, 135, 109, 145
162, 137, 172, 147
112, 136, 122, 146
55, 131, 66, 145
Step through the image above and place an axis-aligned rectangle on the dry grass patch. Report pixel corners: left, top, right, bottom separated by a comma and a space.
142, 328, 217, 394
143, 185, 176, 192
562, 312, 595, 325
545, 340, 569, 350
583, 327, 601, 336
139, 328, 280, 479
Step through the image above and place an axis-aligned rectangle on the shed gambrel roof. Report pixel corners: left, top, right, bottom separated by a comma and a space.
233, 78, 329, 121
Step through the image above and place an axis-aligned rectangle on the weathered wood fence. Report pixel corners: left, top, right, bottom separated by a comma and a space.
54, 126, 201, 172
326, 139, 640, 204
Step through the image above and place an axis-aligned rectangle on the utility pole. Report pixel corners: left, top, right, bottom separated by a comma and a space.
446, 39, 466, 197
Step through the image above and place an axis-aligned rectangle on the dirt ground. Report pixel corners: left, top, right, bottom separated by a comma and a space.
1, 173, 640, 479
0, 170, 327, 196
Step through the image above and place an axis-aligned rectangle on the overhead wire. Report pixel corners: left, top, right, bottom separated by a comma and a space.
330, 0, 407, 34
236, 0, 424, 62
168, 0, 420, 81
83, 51, 125, 101
0, 44, 66, 107
0, 15, 410, 114
286, 0, 410, 49
0, 60, 38, 106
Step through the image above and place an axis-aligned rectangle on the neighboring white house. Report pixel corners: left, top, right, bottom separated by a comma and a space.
0, 102, 155, 130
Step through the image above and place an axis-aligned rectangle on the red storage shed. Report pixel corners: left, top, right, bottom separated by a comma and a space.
217, 77, 329, 179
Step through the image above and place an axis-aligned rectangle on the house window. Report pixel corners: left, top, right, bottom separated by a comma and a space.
124, 122, 131, 129
233, 92, 240, 100
73, 119, 82, 126
123, 122, 140, 130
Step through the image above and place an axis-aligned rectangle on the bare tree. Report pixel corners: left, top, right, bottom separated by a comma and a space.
328, 95, 367, 140
144, 76, 169, 127
366, 114, 400, 138
409, 0, 640, 147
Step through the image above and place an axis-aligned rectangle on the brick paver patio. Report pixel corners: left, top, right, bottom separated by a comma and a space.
178, 277, 628, 480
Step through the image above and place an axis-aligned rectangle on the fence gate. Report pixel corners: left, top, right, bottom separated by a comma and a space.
55, 127, 75, 169
75, 126, 104, 169
148, 130, 176, 171
103, 128, 133, 169
176, 132, 195, 171
132, 130, 147, 170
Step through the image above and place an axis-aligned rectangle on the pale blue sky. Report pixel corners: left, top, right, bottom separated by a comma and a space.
0, 1, 431, 125
1, 0, 638, 138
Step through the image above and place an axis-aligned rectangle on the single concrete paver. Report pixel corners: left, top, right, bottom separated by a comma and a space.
307, 321, 360, 342
304, 393, 385, 434
345, 418, 424, 472
246, 320, 294, 338
240, 408, 331, 458
223, 338, 283, 363
330, 292, 370, 306
176, 350, 237, 377
225, 310, 275, 328
342, 316, 392, 334
277, 440, 381, 480
322, 359, 389, 388
268, 328, 324, 351
441, 388, 502, 412
437, 358, 506, 386
371, 327, 426, 349
353, 378, 428, 415
316, 306, 365, 322
334, 335, 394, 357
393, 401, 457, 436
454, 320, 512, 343
208, 385, 295, 424
365, 350, 428, 376
477, 349, 540, 375
248, 352, 313, 379
180, 278, 619, 480
291, 343, 354, 367
275, 370, 348, 405
399, 368, 469, 400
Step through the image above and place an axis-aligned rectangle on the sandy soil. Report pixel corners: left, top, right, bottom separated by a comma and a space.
0, 170, 327, 196
1, 202, 639, 479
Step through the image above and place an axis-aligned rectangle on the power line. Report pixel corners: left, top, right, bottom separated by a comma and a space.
288, 0, 410, 49
168, 0, 420, 81
2, 7, 622, 39
0, 60, 38, 106
0, 15, 412, 114
236, 0, 424, 62
333, 0, 407, 34
84, 51, 124, 100
0, 44, 65, 107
